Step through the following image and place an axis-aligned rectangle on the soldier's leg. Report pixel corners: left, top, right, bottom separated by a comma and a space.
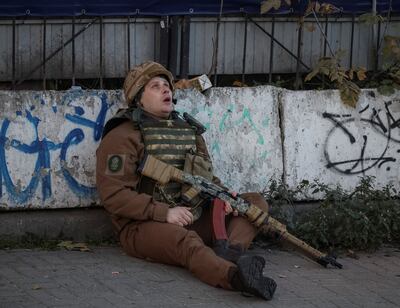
226, 192, 269, 249
120, 221, 234, 289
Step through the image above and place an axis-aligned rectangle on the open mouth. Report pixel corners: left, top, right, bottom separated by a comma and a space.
163, 97, 172, 103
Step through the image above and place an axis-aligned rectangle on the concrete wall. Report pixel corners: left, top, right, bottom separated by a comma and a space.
282, 89, 400, 193
0, 89, 122, 210
1, 87, 399, 210
175, 86, 283, 192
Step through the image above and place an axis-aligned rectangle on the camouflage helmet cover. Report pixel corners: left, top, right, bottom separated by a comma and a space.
123, 61, 174, 105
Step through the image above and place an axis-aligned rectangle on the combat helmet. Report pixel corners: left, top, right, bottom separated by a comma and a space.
123, 61, 174, 106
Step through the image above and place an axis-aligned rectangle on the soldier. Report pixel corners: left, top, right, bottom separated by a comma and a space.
96, 61, 277, 300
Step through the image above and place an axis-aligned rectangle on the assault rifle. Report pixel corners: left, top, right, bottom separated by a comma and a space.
138, 154, 342, 269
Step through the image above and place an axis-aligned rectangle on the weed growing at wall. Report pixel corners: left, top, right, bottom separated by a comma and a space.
0, 233, 59, 250
0, 233, 117, 250
263, 177, 400, 251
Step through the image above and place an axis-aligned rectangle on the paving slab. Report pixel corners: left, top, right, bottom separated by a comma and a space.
1, 245, 399, 308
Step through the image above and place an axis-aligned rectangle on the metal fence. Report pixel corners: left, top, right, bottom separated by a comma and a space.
0, 15, 399, 89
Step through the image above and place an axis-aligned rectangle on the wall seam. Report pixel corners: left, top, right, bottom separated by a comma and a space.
277, 88, 286, 185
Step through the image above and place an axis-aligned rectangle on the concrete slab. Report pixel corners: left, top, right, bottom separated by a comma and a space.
176, 86, 283, 193
282, 89, 400, 195
0, 245, 399, 307
0, 89, 122, 210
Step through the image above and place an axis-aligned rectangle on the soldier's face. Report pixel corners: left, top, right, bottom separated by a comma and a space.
140, 76, 173, 118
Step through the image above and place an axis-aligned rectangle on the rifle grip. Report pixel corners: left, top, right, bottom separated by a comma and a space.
212, 199, 228, 241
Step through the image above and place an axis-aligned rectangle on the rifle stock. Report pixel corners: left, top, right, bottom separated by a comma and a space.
139, 154, 184, 185
138, 154, 342, 269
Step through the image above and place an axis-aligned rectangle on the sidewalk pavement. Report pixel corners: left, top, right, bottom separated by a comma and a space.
1, 244, 400, 308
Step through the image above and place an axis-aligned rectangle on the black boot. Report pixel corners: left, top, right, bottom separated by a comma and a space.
213, 240, 244, 264
230, 255, 277, 300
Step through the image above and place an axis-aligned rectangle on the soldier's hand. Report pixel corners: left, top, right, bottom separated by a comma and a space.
224, 192, 239, 216
166, 207, 194, 226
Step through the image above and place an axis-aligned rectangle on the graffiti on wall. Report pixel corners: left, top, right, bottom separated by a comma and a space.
176, 88, 280, 192
323, 99, 400, 175
0, 91, 118, 205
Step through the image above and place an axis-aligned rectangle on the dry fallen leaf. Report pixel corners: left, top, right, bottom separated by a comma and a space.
232, 80, 248, 87
356, 68, 367, 81
57, 241, 91, 252
174, 79, 192, 89
305, 23, 316, 32
347, 249, 359, 259
261, 0, 281, 14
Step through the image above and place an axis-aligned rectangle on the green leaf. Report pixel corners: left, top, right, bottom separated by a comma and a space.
359, 13, 385, 25
377, 84, 396, 96
382, 79, 393, 85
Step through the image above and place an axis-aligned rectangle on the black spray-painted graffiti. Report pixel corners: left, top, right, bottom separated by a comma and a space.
0, 91, 115, 204
323, 100, 400, 175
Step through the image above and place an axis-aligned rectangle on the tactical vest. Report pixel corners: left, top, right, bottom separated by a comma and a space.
138, 116, 197, 205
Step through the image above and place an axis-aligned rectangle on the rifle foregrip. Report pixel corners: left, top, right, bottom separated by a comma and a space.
245, 204, 269, 227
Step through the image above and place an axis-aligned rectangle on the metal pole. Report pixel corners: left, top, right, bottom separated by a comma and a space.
72, 16, 76, 86
168, 16, 179, 77
127, 16, 131, 71
42, 17, 46, 90
179, 16, 190, 79
16, 17, 99, 86
375, 20, 381, 71
99, 16, 103, 89
159, 16, 169, 68
268, 16, 275, 83
248, 17, 311, 71
323, 15, 328, 57
295, 17, 304, 90
213, 0, 224, 86
12, 18, 16, 90
241, 15, 248, 84
349, 15, 355, 68
322, 15, 328, 88
311, 9, 334, 57
372, 0, 377, 72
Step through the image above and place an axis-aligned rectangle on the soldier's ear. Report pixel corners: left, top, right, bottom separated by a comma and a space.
133, 88, 144, 106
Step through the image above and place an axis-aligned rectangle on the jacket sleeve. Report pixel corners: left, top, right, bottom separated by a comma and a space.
96, 122, 169, 222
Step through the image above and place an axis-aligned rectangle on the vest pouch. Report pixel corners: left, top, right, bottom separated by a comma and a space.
182, 152, 214, 221
183, 151, 213, 180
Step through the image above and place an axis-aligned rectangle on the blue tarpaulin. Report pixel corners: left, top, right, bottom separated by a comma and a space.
0, 1, 398, 17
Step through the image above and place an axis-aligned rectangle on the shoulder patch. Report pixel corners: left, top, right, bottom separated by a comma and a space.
106, 154, 126, 175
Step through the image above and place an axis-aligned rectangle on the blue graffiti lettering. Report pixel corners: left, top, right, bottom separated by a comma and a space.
0, 113, 43, 203
0, 92, 114, 204
65, 92, 109, 142
60, 128, 96, 197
